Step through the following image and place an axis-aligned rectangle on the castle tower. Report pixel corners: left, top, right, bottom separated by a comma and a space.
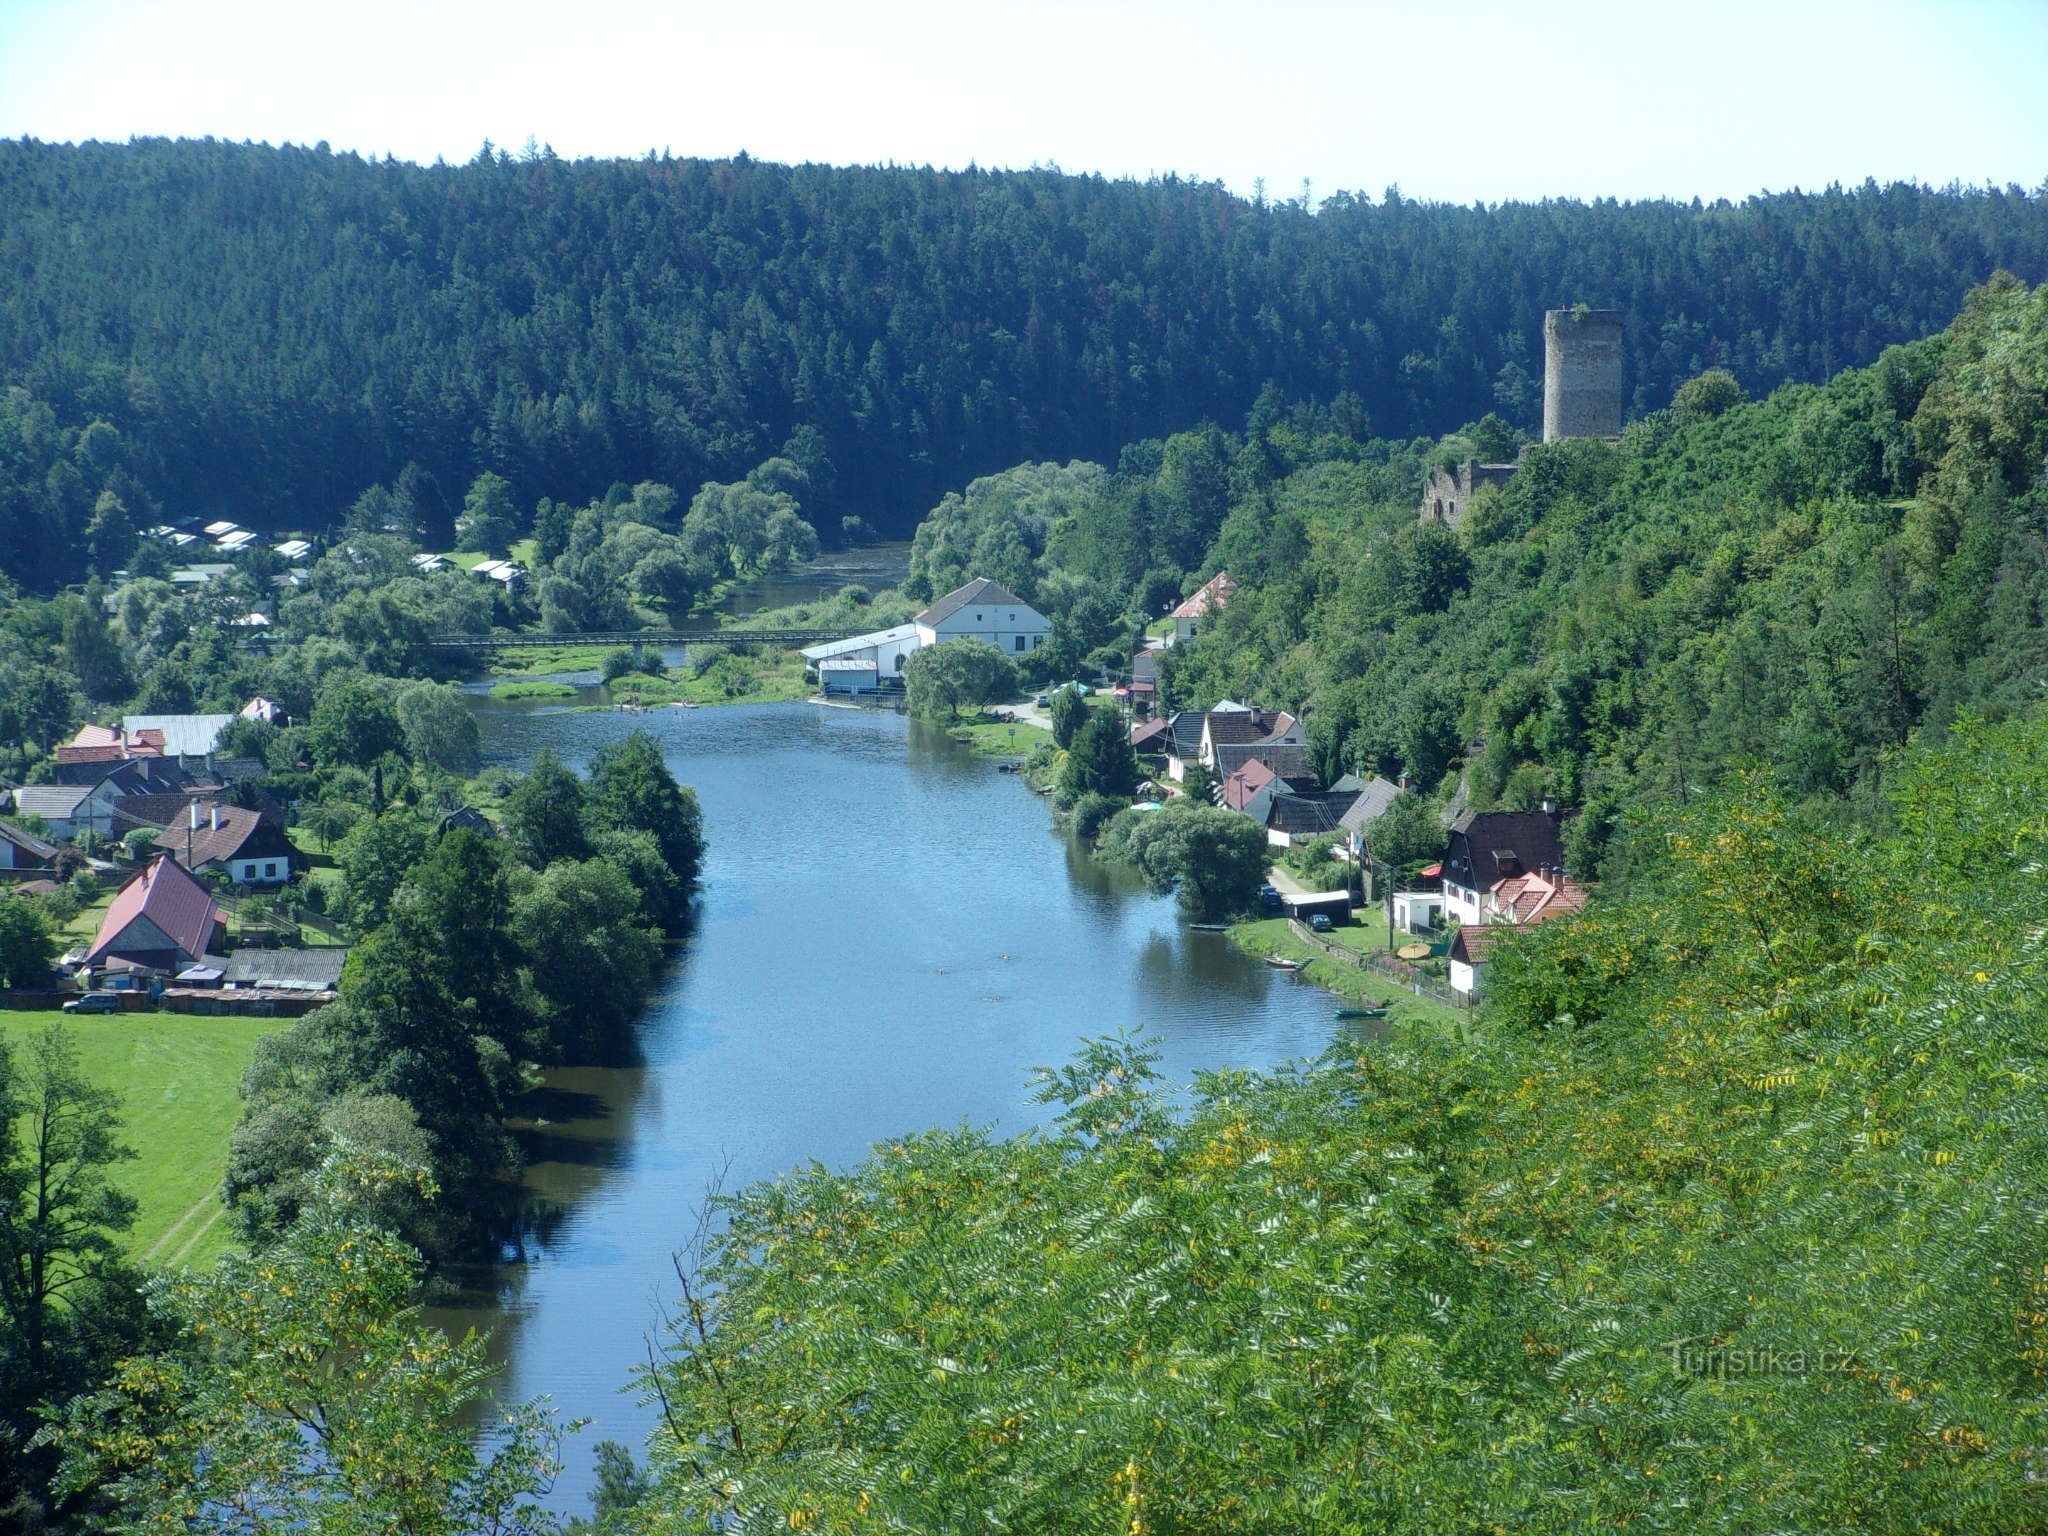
1542, 307, 1624, 442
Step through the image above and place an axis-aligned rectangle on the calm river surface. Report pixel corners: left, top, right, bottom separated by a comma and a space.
440, 694, 1352, 1512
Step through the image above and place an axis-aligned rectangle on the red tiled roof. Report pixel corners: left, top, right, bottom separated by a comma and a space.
151, 805, 295, 871
87, 856, 224, 966
1451, 926, 1509, 964
1171, 572, 1237, 620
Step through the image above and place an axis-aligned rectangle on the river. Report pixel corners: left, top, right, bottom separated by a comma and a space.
440, 689, 1357, 1515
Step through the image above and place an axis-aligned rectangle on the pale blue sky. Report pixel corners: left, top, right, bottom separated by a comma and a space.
0, 0, 2040, 204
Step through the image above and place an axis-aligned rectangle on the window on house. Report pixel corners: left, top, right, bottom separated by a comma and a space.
263, 861, 278, 878
1014, 636, 1025, 652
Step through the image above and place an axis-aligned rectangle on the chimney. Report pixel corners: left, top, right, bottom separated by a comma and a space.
1541, 797, 1558, 816
210, 803, 220, 832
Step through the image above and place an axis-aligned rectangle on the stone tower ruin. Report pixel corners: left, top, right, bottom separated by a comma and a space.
1541, 307, 1624, 442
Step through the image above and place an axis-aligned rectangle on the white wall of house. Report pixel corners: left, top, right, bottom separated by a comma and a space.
1443, 881, 1485, 927
1393, 892, 1444, 933
1449, 958, 1483, 996
227, 855, 289, 885
917, 602, 1050, 658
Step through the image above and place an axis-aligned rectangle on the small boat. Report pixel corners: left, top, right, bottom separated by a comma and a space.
1337, 1007, 1388, 1019
1265, 955, 1305, 971
1187, 922, 1228, 932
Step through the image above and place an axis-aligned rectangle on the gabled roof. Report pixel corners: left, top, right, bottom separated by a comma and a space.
800, 623, 919, 662
1221, 757, 1277, 810
0, 821, 62, 863
152, 805, 296, 870
121, 714, 235, 758
15, 784, 96, 819
1129, 718, 1172, 752
1213, 741, 1317, 785
1171, 572, 1237, 620
86, 857, 223, 966
1450, 925, 1509, 966
1443, 810, 1565, 894
915, 578, 1035, 627
240, 697, 284, 723
1166, 711, 1207, 763
1338, 776, 1406, 837
1266, 790, 1358, 838
1489, 872, 1590, 925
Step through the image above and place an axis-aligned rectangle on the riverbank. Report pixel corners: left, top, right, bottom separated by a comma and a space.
1228, 917, 1460, 1026
0, 1011, 282, 1269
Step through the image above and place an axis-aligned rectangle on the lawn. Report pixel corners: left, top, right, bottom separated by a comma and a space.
604, 655, 811, 707
0, 1010, 282, 1270
489, 678, 581, 701
1229, 917, 1461, 1027
947, 714, 1053, 758
483, 643, 617, 679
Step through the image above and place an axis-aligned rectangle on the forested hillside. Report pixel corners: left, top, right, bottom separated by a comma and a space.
903, 275, 2048, 876
1, 137, 2044, 575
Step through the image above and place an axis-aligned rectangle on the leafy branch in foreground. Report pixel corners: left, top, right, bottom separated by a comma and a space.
47, 1151, 568, 1535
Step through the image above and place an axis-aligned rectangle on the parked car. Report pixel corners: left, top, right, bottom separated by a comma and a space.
1308, 913, 1335, 933
1033, 693, 1050, 707
62, 992, 120, 1014
1258, 885, 1283, 911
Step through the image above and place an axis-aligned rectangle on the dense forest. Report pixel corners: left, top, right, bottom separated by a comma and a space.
1, 138, 2045, 578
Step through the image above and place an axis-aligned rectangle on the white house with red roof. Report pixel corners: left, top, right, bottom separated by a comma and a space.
84, 856, 226, 975
1165, 571, 1237, 646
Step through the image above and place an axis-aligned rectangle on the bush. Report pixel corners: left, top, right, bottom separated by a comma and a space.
602, 645, 664, 683
1069, 792, 1125, 842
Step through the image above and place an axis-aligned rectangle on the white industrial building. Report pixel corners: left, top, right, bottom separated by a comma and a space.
801, 580, 1050, 695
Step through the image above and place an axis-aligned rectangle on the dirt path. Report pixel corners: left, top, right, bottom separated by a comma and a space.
164, 1201, 227, 1268
143, 1190, 220, 1264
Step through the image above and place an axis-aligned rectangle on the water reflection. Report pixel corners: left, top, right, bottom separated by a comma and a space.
432, 698, 1350, 1514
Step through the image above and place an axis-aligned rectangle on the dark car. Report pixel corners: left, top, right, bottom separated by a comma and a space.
62, 992, 120, 1015
1258, 885, 1283, 911
1307, 913, 1335, 933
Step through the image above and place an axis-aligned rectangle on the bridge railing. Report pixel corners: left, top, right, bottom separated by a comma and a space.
420, 629, 859, 649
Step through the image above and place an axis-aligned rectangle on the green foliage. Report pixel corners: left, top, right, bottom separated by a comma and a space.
0, 901, 54, 989
393, 680, 481, 775
307, 672, 404, 770
456, 470, 522, 558
1671, 366, 1747, 420
503, 749, 589, 866
53, 1152, 563, 1535
1047, 686, 1087, 748
1058, 709, 1139, 801
631, 718, 2048, 1531
1097, 798, 1268, 919
903, 639, 1019, 720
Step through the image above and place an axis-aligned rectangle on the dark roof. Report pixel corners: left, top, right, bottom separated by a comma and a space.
915, 578, 1032, 627
152, 806, 296, 870
1443, 810, 1565, 894
1129, 719, 1172, 752
115, 790, 284, 831
1203, 710, 1271, 747
51, 756, 191, 791
1266, 790, 1359, 837
15, 784, 96, 819
439, 806, 495, 835
0, 821, 63, 862
1167, 711, 1207, 762
1213, 742, 1317, 784
1337, 777, 1406, 837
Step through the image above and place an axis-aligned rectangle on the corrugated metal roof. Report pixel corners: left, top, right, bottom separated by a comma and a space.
801, 624, 918, 662
121, 714, 234, 757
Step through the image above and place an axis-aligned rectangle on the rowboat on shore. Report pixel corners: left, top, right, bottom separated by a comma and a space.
1265, 955, 1305, 972
1336, 1006, 1388, 1019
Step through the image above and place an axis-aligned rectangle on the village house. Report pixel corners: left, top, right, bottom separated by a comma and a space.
1448, 924, 1506, 998
1484, 868, 1590, 925
1440, 808, 1566, 927
14, 780, 126, 842
1337, 775, 1407, 870
800, 578, 1051, 694
1163, 571, 1236, 646
83, 856, 226, 976
152, 802, 297, 885
912, 578, 1050, 658
121, 712, 236, 759
0, 820, 61, 872
1162, 701, 1304, 784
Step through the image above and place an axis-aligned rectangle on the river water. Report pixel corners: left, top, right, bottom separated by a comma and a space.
441, 691, 1354, 1514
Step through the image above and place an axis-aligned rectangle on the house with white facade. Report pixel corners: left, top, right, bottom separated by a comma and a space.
1163, 571, 1237, 646
912, 579, 1050, 659
1440, 809, 1566, 927
800, 579, 1050, 695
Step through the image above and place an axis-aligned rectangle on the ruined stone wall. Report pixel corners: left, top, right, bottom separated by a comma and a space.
1542, 308, 1624, 442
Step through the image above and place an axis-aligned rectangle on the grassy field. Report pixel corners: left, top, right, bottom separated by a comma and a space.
603, 655, 811, 707
1229, 917, 1460, 1027
947, 715, 1054, 758
482, 643, 617, 679
0, 1010, 281, 1270
489, 678, 581, 701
